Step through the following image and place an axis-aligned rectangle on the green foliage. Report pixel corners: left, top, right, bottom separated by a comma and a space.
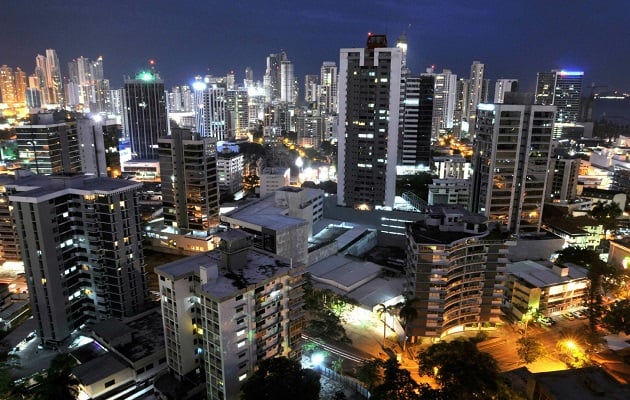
331, 357, 344, 374
356, 359, 384, 391
32, 354, 79, 400
590, 201, 622, 233
602, 299, 630, 335
418, 339, 502, 400
557, 246, 616, 333
516, 336, 545, 364
240, 357, 320, 400
303, 275, 356, 342
371, 359, 439, 400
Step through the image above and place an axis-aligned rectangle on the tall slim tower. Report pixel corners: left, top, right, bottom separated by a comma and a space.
399, 74, 434, 170
121, 70, 169, 160
470, 95, 556, 234
193, 78, 227, 141
280, 60, 295, 103
318, 61, 338, 114
424, 67, 457, 138
45, 49, 63, 105
158, 128, 220, 232
0, 65, 16, 104
465, 60, 485, 137
337, 34, 403, 209
10, 174, 146, 345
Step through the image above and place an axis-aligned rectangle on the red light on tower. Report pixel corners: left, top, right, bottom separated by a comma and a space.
368, 32, 372, 36
149, 59, 155, 65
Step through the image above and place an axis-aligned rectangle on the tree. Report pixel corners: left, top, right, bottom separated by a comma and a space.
590, 201, 622, 236
557, 246, 616, 334
371, 359, 440, 400
602, 299, 630, 335
303, 276, 356, 342
418, 339, 502, 400
516, 336, 545, 364
356, 359, 384, 392
376, 303, 398, 347
240, 357, 320, 400
32, 354, 79, 400
396, 297, 419, 351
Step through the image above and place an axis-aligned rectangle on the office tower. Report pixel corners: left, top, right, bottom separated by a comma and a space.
396, 32, 408, 71
452, 78, 468, 137
464, 61, 485, 136
121, 71, 169, 160
304, 74, 318, 103
265, 52, 287, 103
318, 61, 338, 115
424, 67, 457, 138
535, 70, 584, 137
494, 79, 518, 103
15, 112, 81, 175
405, 205, 510, 339
546, 156, 580, 201
155, 230, 305, 399
193, 78, 227, 141
226, 70, 236, 90
399, 74, 434, 170
0, 65, 16, 104
337, 34, 403, 210
25, 88, 42, 109
225, 88, 249, 139
10, 174, 146, 345
280, 60, 295, 103
34, 54, 49, 104
76, 116, 107, 177
470, 95, 556, 234
217, 148, 244, 196
158, 128, 220, 232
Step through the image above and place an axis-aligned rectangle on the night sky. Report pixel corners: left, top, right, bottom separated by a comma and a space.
2, 1, 629, 93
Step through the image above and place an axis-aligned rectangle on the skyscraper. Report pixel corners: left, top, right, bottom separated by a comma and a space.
464, 60, 485, 137
280, 59, 295, 103
10, 174, 146, 345
0, 65, 16, 104
193, 78, 227, 141
470, 95, 555, 234
45, 49, 63, 105
535, 70, 584, 137
264, 52, 287, 103
318, 61, 338, 114
424, 67, 457, 138
158, 128, 220, 232
304, 74, 318, 103
121, 71, 169, 160
15, 112, 81, 175
494, 79, 518, 103
225, 88, 249, 139
399, 74, 434, 170
337, 34, 403, 210
14, 67, 27, 104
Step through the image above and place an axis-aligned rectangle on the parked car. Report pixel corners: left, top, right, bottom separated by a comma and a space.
562, 312, 575, 321
540, 317, 556, 327
571, 310, 586, 319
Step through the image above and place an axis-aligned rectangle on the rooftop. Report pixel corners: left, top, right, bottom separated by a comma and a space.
9, 175, 142, 202
530, 367, 630, 399
72, 352, 130, 386
221, 191, 308, 231
506, 260, 588, 287
308, 254, 381, 292
156, 248, 294, 301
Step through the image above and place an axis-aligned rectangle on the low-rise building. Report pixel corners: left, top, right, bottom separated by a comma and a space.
504, 260, 588, 319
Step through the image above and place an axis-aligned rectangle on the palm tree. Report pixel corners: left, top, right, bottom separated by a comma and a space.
396, 297, 419, 351
376, 303, 397, 347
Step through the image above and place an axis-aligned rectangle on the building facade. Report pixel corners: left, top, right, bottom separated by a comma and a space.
337, 34, 402, 209
158, 128, 220, 232
10, 175, 146, 345
156, 231, 305, 400
470, 99, 556, 234
405, 205, 511, 340
399, 74, 433, 171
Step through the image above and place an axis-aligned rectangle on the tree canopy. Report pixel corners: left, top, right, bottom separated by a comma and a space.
417, 339, 502, 400
602, 299, 630, 335
240, 357, 320, 400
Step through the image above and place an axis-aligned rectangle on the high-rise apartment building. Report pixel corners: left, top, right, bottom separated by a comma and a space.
121, 71, 169, 160
318, 61, 338, 115
494, 79, 518, 103
535, 70, 584, 137
35, 49, 63, 106
15, 112, 81, 175
158, 128, 220, 232
264, 52, 287, 103
67, 56, 108, 112
76, 116, 108, 177
10, 174, 147, 345
546, 156, 580, 201
423, 68, 457, 138
14, 67, 27, 104
225, 89, 249, 139
470, 95, 556, 234
304, 74, 318, 103
217, 148, 244, 196
156, 230, 305, 399
399, 74, 434, 170
464, 60, 485, 137
193, 78, 227, 141
0, 65, 16, 104
280, 60, 295, 104
405, 205, 510, 340
337, 34, 403, 210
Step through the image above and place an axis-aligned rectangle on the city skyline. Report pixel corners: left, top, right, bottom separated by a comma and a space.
1, 1, 629, 92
